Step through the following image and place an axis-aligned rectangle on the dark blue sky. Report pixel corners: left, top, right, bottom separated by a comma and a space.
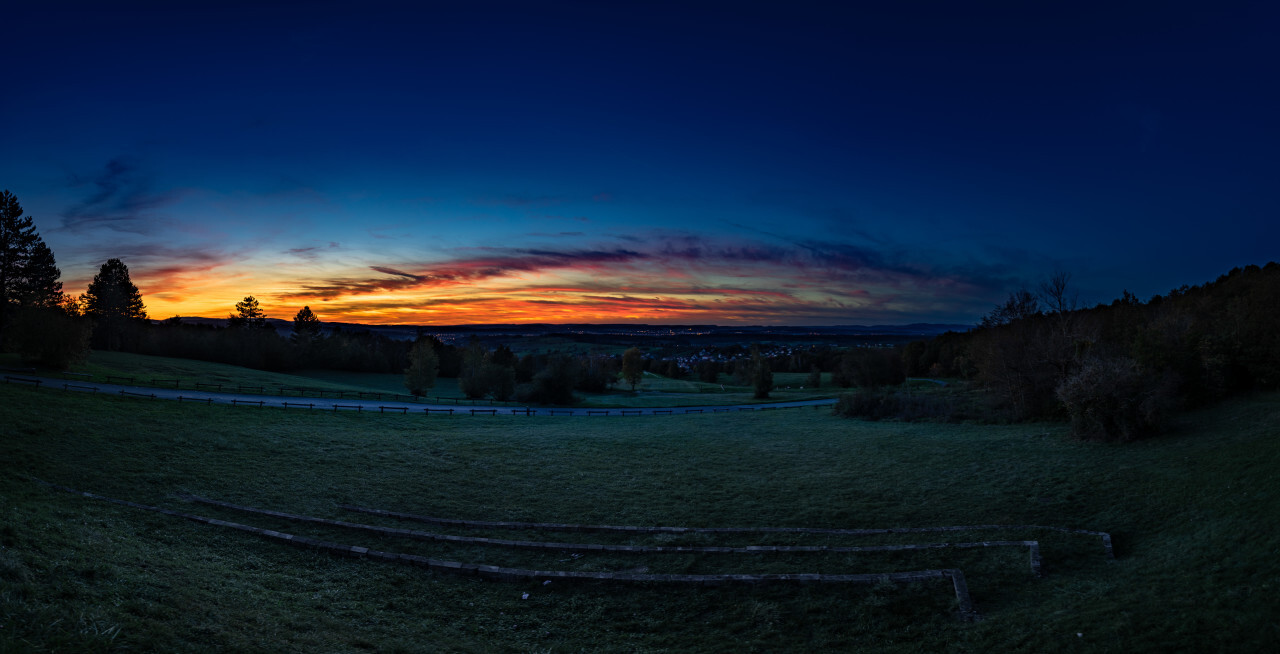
3, 1, 1276, 324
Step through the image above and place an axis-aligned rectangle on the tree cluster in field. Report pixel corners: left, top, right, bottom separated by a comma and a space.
663, 345, 893, 393
405, 337, 632, 404
837, 265, 1280, 441
1, 190, 89, 367
142, 305, 423, 374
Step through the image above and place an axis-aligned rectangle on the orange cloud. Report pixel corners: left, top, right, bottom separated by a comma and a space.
122, 238, 1010, 325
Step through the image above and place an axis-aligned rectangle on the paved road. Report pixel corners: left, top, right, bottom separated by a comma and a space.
8, 374, 837, 417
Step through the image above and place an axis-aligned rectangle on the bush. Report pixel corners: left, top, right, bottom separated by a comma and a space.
829, 386, 998, 422
576, 356, 618, 392
833, 389, 897, 420
8, 307, 90, 368
832, 388, 967, 422
806, 366, 821, 388
461, 362, 515, 400
832, 349, 906, 389
751, 348, 773, 399
403, 339, 439, 396
516, 355, 578, 405
1055, 356, 1178, 442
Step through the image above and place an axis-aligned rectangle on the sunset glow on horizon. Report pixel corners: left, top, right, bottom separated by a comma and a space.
69, 232, 998, 325
5, 3, 1275, 326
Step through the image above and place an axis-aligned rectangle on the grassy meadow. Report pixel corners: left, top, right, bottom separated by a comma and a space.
1, 351, 837, 408
1, 371, 1278, 651
1, 351, 394, 397
1, 352, 476, 403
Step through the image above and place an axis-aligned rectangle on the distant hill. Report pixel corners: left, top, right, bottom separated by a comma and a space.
158, 318, 973, 342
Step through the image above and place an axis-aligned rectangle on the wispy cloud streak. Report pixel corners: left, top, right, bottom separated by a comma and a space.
253, 233, 1012, 324
280, 249, 650, 301
60, 157, 180, 233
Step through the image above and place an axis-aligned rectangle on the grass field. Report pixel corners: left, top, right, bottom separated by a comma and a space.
0, 352, 392, 396
0, 352, 500, 404
2, 379, 1277, 652
1, 351, 836, 408
293, 369, 470, 400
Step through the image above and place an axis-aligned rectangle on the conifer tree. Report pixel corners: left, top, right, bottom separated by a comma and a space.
291, 305, 322, 344
83, 259, 147, 320
82, 258, 147, 350
228, 295, 268, 329
1, 190, 64, 338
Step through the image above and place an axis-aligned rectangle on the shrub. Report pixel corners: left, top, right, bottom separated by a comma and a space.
806, 366, 821, 388
833, 389, 898, 420
576, 356, 618, 392
833, 387, 981, 423
1055, 356, 1178, 442
403, 339, 439, 396
9, 307, 90, 368
832, 349, 906, 389
461, 362, 515, 400
751, 346, 773, 399
516, 355, 578, 405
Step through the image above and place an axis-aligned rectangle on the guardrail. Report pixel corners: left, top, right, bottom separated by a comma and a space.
8, 370, 531, 407
13, 374, 837, 417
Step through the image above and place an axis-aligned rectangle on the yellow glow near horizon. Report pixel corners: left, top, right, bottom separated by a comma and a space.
57, 241, 970, 326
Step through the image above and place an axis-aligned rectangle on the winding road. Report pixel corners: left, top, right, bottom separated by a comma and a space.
7, 374, 837, 417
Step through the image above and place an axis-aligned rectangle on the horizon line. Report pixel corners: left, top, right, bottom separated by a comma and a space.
161, 316, 975, 329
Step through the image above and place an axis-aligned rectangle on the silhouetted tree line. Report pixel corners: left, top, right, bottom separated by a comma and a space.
91, 297, 643, 406
652, 344, 886, 388
134, 318, 411, 372
10, 182, 1267, 423
839, 264, 1280, 441
408, 338, 625, 404
1, 190, 92, 367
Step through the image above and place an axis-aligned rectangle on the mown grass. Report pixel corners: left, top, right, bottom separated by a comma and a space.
2, 381, 1278, 652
